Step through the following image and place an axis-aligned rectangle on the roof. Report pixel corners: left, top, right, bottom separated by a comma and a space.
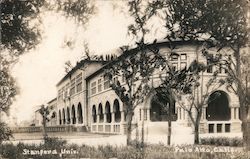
56, 59, 108, 86
85, 40, 207, 80
47, 98, 57, 104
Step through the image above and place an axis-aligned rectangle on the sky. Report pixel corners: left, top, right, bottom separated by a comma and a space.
7, 0, 166, 125
8, 1, 129, 124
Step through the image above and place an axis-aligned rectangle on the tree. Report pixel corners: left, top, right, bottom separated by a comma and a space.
104, 0, 166, 146
38, 105, 50, 142
0, 0, 45, 143
162, 0, 249, 148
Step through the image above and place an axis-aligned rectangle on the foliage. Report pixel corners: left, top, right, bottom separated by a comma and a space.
0, 142, 249, 159
51, 0, 96, 24
38, 105, 50, 142
0, 122, 12, 144
165, 0, 248, 48
200, 137, 243, 147
1, 0, 45, 54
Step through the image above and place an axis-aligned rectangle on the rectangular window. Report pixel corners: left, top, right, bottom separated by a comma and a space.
225, 124, 231, 133
180, 62, 187, 70
172, 63, 178, 71
98, 79, 102, 92
180, 54, 187, 60
70, 78, 75, 95
208, 124, 214, 133
207, 54, 213, 73
76, 73, 82, 93
104, 76, 110, 90
91, 81, 97, 95
217, 124, 222, 133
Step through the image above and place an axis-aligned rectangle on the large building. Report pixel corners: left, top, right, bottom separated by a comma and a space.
45, 41, 242, 143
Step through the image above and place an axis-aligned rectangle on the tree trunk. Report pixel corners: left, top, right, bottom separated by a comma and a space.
194, 122, 199, 144
126, 110, 133, 146
168, 117, 171, 145
235, 46, 250, 150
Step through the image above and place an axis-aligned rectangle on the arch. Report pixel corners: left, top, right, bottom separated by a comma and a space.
105, 102, 112, 123
59, 110, 62, 125
206, 91, 230, 121
77, 103, 83, 124
92, 105, 97, 123
150, 89, 176, 122
67, 107, 71, 124
113, 99, 121, 122
98, 103, 104, 123
62, 108, 66, 124
72, 105, 76, 124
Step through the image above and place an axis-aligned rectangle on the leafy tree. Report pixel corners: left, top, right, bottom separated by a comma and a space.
38, 105, 50, 142
0, 122, 12, 144
0, 0, 45, 144
104, 0, 166, 146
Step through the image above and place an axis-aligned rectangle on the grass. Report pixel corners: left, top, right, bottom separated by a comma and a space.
0, 138, 248, 159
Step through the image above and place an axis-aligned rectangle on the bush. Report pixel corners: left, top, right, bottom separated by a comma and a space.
200, 137, 243, 147
0, 122, 13, 144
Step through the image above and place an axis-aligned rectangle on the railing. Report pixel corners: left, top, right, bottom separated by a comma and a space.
10, 125, 86, 133
91, 123, 121, 134
207, 121, 231, 133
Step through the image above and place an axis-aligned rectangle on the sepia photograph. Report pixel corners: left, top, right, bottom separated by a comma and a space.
0, 0, 250, 158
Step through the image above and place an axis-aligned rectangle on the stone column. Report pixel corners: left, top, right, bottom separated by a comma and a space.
236, 108, 239, 120
121, 111, 125, 122
103, 113, 107, 123
147, 109, 150, 121
231, 107, 235, 120
97, 115, 100, 123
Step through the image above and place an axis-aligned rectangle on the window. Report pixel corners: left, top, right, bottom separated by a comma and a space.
207, 54, 213, 73
180, 54, 187, 60
70, 78, 75, 95
172, 63, 178, 71
91, 81, 97, 95
180, 62, 187, 70
76, 73, 82, 92
104, 76, 110, 90
171, 54, 178, 61
98, 79, 102, 92
113, 76, 118, 85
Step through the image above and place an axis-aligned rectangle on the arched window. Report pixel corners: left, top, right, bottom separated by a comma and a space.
206, 91, 230, 121
105, 102, 111, 123
113, 99, 121, 122
59, 110, 62, 125
92, 105, 97, 123
67, 107, 71, 124
98, 103, 104, 123
72, 105, 76, 124
62, 108, 66, 124
78, 103, 83, 124
150, 89, 176, 122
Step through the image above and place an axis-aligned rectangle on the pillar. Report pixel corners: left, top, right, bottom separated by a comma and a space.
231, 107, 235, 120
147, 109, 150, 121
121, 111, 125, 122
104, 113, 107, 123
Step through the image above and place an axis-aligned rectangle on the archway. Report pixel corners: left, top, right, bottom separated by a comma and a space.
92, 105, 97, 123
72, 105, 76, 124
67, 107, 71, 124
113, 99, 121, 122
206, 91, 230, 121
105, 102, 112, 123
150, 90, 176, 122
59, 110, 62, 125
77, 103, 83, 124
98, 103, 104, 123
62, 108, 66, 124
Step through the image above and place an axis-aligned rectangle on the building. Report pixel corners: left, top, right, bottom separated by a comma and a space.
46, 41, 242, 143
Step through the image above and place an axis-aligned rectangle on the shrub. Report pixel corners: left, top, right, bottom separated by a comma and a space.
200, 137, 243, 147
0, 122, 13, 144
